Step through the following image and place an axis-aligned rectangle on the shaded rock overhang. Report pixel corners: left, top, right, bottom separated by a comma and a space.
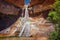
0, 0, 55, 15
4, 0, 55, 7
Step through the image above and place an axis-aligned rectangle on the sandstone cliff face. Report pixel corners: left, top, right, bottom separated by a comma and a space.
5, 0, 24, 8
5, 0, 55, 7
0, 2, 20, 15
0, 0, 55, 15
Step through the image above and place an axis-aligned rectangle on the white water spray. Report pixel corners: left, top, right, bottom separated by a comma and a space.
19, 5, 30, 37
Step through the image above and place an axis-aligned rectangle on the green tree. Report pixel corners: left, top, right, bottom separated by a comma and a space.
47, 0, 60, 40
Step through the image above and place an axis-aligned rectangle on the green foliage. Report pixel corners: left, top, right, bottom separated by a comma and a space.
48, 1, 60, 24
47, 0, 60, 40
49, 31, 60, 40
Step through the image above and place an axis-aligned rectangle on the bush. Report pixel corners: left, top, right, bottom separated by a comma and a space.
47, 0, 60, 40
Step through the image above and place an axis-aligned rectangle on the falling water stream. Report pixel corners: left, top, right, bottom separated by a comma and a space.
18, 0, 31, 37
8, 5, 31, 37
19, 5, 30, 37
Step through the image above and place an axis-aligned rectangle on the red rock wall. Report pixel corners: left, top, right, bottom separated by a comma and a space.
5, 0, 55, 7
0, 1, 20, 15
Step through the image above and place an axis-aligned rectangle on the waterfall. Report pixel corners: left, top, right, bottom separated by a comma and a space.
19, 5, 30, 37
